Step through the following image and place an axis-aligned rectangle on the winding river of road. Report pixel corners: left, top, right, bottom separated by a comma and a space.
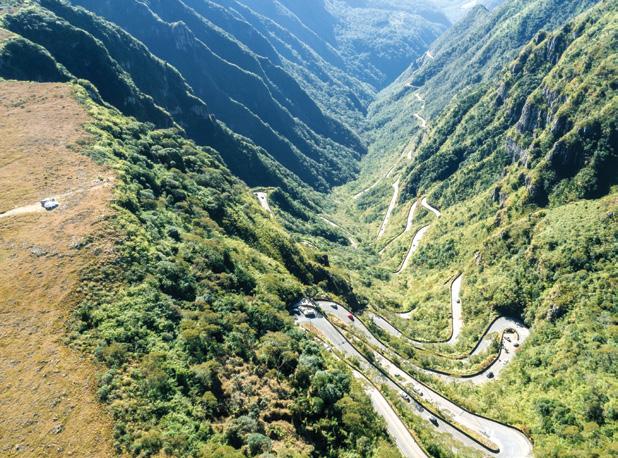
380, 200, 418, 255
377, 179, 401, 239
299, 301, 532, 457
293, 195, 533, 457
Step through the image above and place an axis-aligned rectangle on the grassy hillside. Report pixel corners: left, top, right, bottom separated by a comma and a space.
0, 80, 117, 458
66, 84, 397, 457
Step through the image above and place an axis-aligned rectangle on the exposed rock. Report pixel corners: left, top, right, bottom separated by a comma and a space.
546, 303, 566, 322
516, 100, 547, 134
30, 246, 48, 257
506, 136, 528, 166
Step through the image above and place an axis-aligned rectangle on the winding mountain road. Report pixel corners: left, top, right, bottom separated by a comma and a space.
395, 226, 431, 273
393, 197, 441, 273
380, 200, 418, 255
356, 372, 428, 458
377, 179, 400, 239
309, 301, 533, 457
353, 163, 398, 200
414, 113, 428, 129
421, 197, 441, 217
298, 312, 489, 456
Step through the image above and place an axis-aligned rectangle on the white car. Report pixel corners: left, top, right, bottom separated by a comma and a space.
41, 198, 59, 211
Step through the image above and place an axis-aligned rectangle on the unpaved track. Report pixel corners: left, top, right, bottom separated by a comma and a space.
0, 181, 111, 220
254, 191, 272, 215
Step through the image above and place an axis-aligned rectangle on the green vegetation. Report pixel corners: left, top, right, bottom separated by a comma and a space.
63, 87, 393, 457
1, 0, 615, 456
323, 3, 617, 456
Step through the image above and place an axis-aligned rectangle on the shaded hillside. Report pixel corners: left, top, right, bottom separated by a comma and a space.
226, 0, 448, 89
4, 0, 359, 192
0, 3, 321, 204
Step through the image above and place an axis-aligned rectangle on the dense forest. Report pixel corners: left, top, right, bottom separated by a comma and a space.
0, 0, 615, 457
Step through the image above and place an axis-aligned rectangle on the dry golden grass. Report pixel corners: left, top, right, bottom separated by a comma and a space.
0, 27, 16, 43
0, 81, 116, 457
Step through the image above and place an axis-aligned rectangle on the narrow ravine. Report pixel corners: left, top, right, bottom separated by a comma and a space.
319, 216, 359, 248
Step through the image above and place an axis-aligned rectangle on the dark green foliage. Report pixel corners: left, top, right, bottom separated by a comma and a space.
70, 0, 363, 191
367, 0, 601, 162
3, 7, 173, 127
65, 90, 385, 456
0, 35, 70, 82
2, 0, 323, 207
400, 3, 617, 209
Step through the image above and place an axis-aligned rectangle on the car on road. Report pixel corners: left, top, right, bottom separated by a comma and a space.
429, 416, 438, 426
347, 313, 354, 321
400, 393, 411, 402
330, 303, 338, 309
486, 371, 494, 379
299, 306, 316, 318
513, 342, 520, 348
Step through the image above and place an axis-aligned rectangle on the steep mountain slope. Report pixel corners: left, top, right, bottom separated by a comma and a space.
231, 0, 449, 88
2, 0, 616, 457
10, 0, 360, 192
400, 1, 617, 206
431, 0, 504, 22
323, 2, 616, 456
0, 75, 399, 457
365, 0, 600, 163
1, 2, 316, 202
180, 0, 375, 128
